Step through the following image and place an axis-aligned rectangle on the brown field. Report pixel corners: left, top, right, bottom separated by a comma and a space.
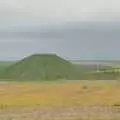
0, 80, 120, 120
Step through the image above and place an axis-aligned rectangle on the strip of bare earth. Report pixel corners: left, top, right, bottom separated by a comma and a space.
0, 105, 119, 119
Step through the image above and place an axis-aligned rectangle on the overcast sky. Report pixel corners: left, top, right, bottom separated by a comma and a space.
0, 0, 120, 60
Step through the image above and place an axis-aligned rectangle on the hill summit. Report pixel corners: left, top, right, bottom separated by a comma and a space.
4, 54, 81, 80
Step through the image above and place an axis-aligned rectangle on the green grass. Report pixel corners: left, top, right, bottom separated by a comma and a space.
0, 54, 119, 81
73, 64, 119, 80
0, 61, 16, 78
1, 54, 84, 80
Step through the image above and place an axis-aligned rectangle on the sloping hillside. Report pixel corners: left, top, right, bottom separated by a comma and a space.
3, 54, 82, 80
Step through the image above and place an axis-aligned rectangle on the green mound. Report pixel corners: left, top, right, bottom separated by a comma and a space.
3, 54, 82, 80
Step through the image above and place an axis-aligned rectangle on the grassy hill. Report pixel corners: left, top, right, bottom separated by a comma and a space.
0, 61, 16, 78
2, 54, 84, 80
0, 54, 118, 80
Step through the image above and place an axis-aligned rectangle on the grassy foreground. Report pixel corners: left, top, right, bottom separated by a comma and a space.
0, 80, 119, 106
0, 80, 120, 120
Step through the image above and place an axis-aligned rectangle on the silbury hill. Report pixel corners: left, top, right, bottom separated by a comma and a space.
3, 54, 83, 80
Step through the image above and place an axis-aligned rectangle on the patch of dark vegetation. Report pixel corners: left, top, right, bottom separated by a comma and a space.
81, 85, 88, 90
113, 104, 120, 107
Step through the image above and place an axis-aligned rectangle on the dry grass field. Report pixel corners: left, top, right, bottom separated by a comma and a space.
0, 80, 120, 120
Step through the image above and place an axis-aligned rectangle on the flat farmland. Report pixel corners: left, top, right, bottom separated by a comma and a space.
0, 80, 120, 120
